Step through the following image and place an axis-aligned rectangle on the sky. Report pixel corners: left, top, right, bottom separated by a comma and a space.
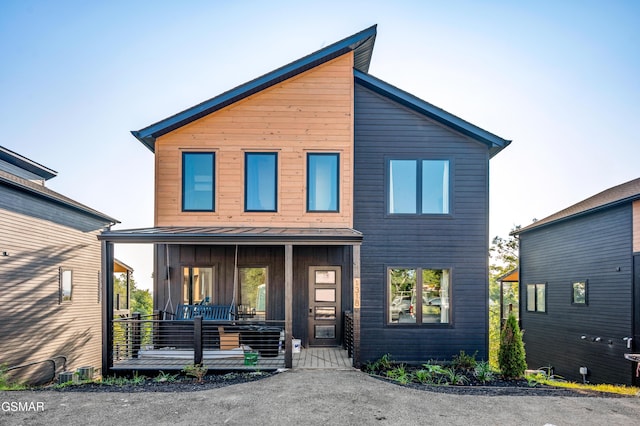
1, 0, 638, 291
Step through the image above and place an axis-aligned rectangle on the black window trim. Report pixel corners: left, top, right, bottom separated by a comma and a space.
181, 151, 216, 212
526, 282, 547, 313
571, 279, 588, 306
306, 152, 340, 213
244, 152, 278, 213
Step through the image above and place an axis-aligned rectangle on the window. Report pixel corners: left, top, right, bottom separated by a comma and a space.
526, 283, 546, 312
307, 153, 339, 212
114, 272, 130, 310
245, 153, 277, 211
388, 159, 449, 214
388, 267, 450, 324
182, 267, 214, 305
182, 152, 215, 211
572, 281, 587, 305
239, 267, 267, 320
60, 268, 72, 302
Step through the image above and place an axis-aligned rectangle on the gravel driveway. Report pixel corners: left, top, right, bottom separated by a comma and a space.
2, 369, 639, 425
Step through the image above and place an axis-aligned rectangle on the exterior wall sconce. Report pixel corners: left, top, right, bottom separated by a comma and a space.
1, 251, 8, 257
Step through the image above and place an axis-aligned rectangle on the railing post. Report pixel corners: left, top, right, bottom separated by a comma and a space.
194, 316, 203, 365
132, 312, 141, 358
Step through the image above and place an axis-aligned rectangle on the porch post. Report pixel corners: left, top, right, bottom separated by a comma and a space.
284, 244, 293, 368
101, 240, 114, 376
352, 244, 361, 367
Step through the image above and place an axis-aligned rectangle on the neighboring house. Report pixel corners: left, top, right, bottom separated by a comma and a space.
99, 25, 510, 373
0, 145, 118, 384
514, 177, 640, 385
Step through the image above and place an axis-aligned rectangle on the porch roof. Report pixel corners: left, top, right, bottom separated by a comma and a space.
98, 226, 363, 245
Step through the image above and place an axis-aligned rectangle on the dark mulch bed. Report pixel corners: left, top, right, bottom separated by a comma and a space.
37, 371, 275, 393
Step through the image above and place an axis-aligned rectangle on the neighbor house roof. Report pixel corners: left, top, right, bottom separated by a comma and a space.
515, 177, 640, 235
0, 169, 119, 225
132, 25, 377, 152
99, 226, 363, 245
354, 70, 511, 158
0, 145, 57, 180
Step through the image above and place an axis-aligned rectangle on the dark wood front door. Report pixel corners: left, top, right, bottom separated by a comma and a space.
308, 266, 341, 346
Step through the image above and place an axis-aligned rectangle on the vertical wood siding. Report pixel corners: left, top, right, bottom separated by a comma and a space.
154, 53, 355, 228
0, 186, 106, 383
519, 205, 633, 385
353, 83, 490, 363
155, 245, 351, 346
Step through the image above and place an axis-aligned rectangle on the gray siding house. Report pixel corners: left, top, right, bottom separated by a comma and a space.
515, 178, 640, 385
0, 146, 117, 384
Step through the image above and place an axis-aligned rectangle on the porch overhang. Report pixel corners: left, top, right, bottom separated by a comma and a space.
98, 226, 363, 245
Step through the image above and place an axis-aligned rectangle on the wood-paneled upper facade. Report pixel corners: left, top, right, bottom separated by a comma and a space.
102, 25, 511, 369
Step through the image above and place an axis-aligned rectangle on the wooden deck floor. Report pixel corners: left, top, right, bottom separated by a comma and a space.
112, 346, 352, 371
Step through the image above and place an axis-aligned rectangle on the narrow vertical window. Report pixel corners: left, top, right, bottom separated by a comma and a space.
60, 268, 72, 302
182, 267, 214, 305
388, 268, 416, 323
239, 267, 267, 320
307, 153, 339, 212
422, 160, 449, 214
388, 160, 417, 214
245, 153, 277, 212
182, 152, 215, 211
572, 281, 587, 305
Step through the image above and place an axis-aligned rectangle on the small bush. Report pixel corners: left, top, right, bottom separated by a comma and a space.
154, 371, 179, 383
441, 367, 469, 385
498, 313, 527, 379
385, 364, 412, 385
451, 350, 478, 371
182, 363, 208, 383
473, 361, 495, 384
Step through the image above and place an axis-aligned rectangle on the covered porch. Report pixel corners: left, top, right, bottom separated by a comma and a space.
99, 227, 362, 375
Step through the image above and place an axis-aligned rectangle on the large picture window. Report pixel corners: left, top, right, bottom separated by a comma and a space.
245, 153, 277, 212
182, 152, 215, 211
307, 153, 339, 212
526, 283, 546, 312
388, 267, 450, 324
182, 267, 214, 305
388, 159, 449, 214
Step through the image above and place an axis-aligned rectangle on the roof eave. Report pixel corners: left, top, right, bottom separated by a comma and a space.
132, 25, 377, 153
354, 70, 511, 158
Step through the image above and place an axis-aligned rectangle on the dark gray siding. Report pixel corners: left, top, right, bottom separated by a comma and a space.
155, 244, 351, 346
519, 205, 634, 385
354, 83, 490, 363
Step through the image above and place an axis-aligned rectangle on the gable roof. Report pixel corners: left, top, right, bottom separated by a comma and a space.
354, 70, 511, 158
0, 169, 119, 225
132, 25, 377, 152
0, 145, 57, 180
515, 177, 640, 234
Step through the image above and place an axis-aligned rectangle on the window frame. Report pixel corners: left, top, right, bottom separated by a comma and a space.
182, 152, 215, 212
307, 152, 340, 213
182, 266, 215, 305
571, 280, 588, 306
386, 157, 452, 216
244, 152, 278, 212
238, 266, 269, 320
526, 283, 546, 313
386, 266, 452, 326
60, 268, 73, 303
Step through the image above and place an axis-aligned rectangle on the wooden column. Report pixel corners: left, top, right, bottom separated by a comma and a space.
352, 244, 361, 368
284, 244, 293, 368
101, 240, 114, 376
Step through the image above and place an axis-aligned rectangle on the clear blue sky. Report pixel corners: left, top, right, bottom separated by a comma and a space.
2, 1, 638, 290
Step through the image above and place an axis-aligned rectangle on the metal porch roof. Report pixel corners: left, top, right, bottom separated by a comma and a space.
132, 25, 377, 152
99, 226, 363, 245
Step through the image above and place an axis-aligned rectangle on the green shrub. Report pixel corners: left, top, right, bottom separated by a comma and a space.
451, 350, 478, 371
385, 364, 412, 385
182, 363, 208, 383
473, 361, 495, 384
498, 313, 527, 379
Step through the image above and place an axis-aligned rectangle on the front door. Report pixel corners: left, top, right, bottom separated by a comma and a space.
308, 266, 341, 346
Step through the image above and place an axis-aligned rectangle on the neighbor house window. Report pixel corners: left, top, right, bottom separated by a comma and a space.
182, 267, 214, 305
526, 283, 546, 312
245, 153, 277, 211
182, 152, 215, 211
239, 267, 267, 319
388, 267, 450, 324
60, 268, 72, 302
307, 153, 339, 212
572, 281, 587, 305
388, 159, 449, 214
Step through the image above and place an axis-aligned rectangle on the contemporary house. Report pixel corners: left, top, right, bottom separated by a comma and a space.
514, 177, 640, 385
0, 145, 118, 384
99, 25, 510, 373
